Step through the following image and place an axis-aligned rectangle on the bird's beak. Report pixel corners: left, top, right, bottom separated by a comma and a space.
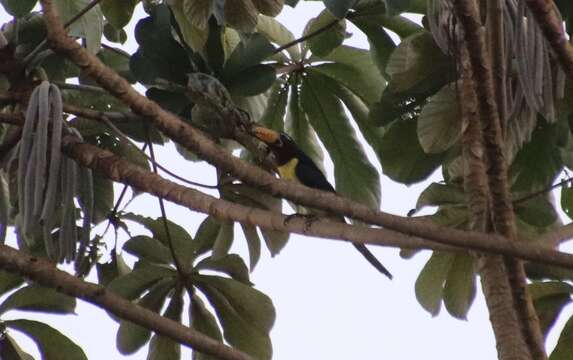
251, 126, 280, 144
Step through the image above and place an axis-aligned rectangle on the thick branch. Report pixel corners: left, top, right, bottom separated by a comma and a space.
525, 0, 573, 79
37, 0, 528, 259
59, 136, 573, 270
454, 1, 545, 358
460, 41, 530, 360
0, 244, 253, 360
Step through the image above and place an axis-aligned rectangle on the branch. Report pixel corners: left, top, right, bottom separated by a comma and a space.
525, 0, 573, 79
0, 243, 253, 360
36, 0, 515, 257
59, 135, 573, 271
454, 0, 545, 358
460, 31, 530, 360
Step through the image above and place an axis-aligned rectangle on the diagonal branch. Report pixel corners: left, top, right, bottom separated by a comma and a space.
59, 135, 573, 270
0, 243, 253, 360
35, 0, 518, 256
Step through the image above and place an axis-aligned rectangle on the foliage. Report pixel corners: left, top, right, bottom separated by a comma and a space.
1, 0, 573, 358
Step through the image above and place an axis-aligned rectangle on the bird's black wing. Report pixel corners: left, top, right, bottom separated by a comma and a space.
293, 153, 335, 193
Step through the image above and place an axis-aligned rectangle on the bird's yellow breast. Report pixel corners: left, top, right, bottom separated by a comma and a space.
277, 158, 299, 181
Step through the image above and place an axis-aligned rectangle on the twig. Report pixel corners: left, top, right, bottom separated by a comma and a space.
513, 176, 572, 205
273, 18, 340, 55
56, 81, 109, 94
146, 129, 188, 281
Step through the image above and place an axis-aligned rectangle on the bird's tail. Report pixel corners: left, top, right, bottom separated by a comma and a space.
353, 243, 393, 279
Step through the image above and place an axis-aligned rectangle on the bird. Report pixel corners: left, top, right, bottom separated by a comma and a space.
251, 125, 392, 279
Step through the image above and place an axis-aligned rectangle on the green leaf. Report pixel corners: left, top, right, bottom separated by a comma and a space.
6, 319, 87, 360
350, 17, 396, 76
416, 183, 465, 211
322, 0, 353, 18
515, 196, 558, 228
305, 10, 347, 57
122, 213, 195, 271
311, 45, 384, 105
417, 85, 461, 154
123, 235, 173, 265
212, 221, 234, 260
241, 225, 262, 271
385, 32, 452, 94
224, 64, 276, 96
54, 0, 103, 53
550, 314, 573, 359
97, 46, 135, 83
256, 15, 300, 60
0, 335, 34, 360
96, 250, 131, 287
375, 32, 454, 125
301, 71, 381, 209
224, 33, 276, 75
107, 262, 176, 300
196, 275, 274, 360
415, 252, 455, 316
443, 254, 476, 319
117, 279, 175, 354
379, 118, 444, 184
510, 123, 563, 192
194, 216, 223, 255
92, 174, 114, 223
103, 23, 127, 44
252, 0, 283, 16
260, 81, 288, 131
196, 275, 275, 332
530, 281, 573, 337
223, 0, 258, 33
131, 5, 193, 85
101, 0, 138, 28
0, 0, 37, 18
196, 254, 251, 284
182, 0, 213, 30
562, 184, 573, 221
0, 285, 76, 315
190, 295, 223, 360
0, 270, 24, 296
148, 292, 183, 360
285, 77, 325, 173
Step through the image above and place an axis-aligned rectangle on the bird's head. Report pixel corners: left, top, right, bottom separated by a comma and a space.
251, 126, 298, 165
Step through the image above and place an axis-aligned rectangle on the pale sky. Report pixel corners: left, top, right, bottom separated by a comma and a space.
1, 3, 572, 360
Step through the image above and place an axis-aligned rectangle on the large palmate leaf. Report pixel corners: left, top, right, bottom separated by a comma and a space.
415, 252, 476, 319
300, 71, 381, 209
195, 275, 275, 360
